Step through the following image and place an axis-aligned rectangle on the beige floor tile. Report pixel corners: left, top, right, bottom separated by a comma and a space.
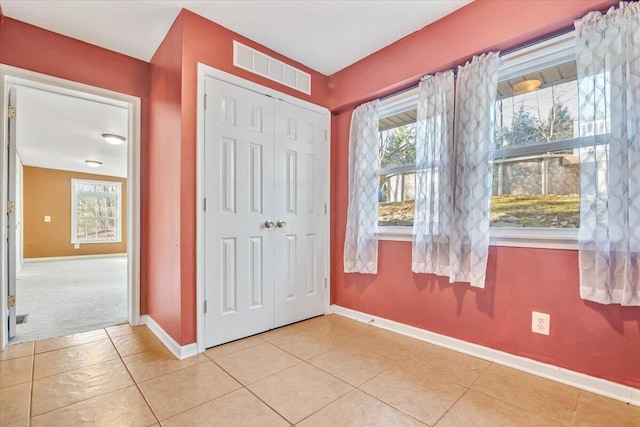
0, 382, 31, 426
2, 420, 30, 427
204, 335, 265, 360
31, 385, 156, 427
124, 346, 209, 383
162, 388, 288, 427
268, 328, 336, 360
0, 355, 33, 388
35, 329, 108, 354
572, 390, 640, 426
1, 342, 34, 361
139, 360, 241, 420
471, 363, 579, 424
258, 321, 313, 343
298, 389, 425, 427
360, 367, 466, 425
248, 362, 352, 424
111, 328, 164, 357
436, 390, 560, 427
32, 358, 134, 416
354, 329, 441, 361
106, 323, 147, 338
308, 345, 394, 386
33, 339, 118, 379
214, 342, 301, 385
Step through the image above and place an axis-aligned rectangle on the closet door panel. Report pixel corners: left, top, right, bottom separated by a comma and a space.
204, 77, 276, 347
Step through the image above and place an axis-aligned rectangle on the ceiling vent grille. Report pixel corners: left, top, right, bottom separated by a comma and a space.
233, 41, 311, 95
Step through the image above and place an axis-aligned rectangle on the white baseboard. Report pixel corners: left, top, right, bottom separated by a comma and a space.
330, 304, 640, 407
140, 315, 198, 360
24, 253, 127, 262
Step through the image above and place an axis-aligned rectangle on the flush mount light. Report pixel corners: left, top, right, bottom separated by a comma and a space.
512, 79, 542, 95
101, 133, 126, 145
85, 160, 103, 168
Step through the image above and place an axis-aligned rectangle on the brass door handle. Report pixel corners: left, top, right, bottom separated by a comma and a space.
277, 220, 286, 228
264, 220, 275, 229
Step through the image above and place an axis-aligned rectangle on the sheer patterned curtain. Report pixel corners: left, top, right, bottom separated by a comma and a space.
344, 100, 380, 273
412, 71, 455, 276
576, 2, 640, 305
449, 52, 500, 288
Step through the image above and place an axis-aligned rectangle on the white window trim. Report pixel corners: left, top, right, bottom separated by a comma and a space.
71, 179, 122, 244
377, 31, 581, 250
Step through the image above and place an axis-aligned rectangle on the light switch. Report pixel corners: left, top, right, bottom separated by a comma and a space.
44, 216, 51, 223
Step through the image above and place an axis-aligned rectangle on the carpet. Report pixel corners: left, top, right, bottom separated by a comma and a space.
12, 256, 127, 343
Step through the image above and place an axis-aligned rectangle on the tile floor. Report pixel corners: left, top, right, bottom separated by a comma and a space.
1, 314, 639, 426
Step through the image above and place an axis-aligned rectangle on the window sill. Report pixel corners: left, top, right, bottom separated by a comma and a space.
377, 226, 578, 250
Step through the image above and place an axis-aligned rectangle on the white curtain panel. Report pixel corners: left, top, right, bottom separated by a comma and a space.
412, 71, 455, 276
344, 100, 380, 273
449, 52, 500, 288
576, 2, 640, 305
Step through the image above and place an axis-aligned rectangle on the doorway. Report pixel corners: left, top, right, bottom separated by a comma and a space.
1, 66, 141, 348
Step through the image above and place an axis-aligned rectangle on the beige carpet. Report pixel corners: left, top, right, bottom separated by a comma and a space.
12, 256, 127, 343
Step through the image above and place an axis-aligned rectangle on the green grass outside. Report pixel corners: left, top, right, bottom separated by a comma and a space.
378, 195, 580, 228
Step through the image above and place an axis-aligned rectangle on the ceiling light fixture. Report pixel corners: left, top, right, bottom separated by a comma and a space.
101, 133, 126, 145
85, 160, 103, 168
512, 79, 542, 95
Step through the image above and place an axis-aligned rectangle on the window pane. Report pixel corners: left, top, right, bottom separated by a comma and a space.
491, 150, 580, 228
495, 61, 578, 150
379, 122, 416, 169
378, 172, 415, 227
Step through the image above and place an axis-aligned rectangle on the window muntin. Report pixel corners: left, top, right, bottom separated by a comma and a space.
71, 179, 122, 243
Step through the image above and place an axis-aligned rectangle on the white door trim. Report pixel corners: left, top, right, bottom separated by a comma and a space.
0, 65, 142, 349
196, 63, 331, 353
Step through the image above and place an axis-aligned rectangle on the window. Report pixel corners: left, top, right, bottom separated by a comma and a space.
377, 32, 589, 247
377, 90, 418, 228
71, 179, 122, 244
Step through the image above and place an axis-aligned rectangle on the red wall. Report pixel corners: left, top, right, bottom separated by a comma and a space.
329, 0, 640, 388
148, 9, 330, 345
0, 17, 151, 315
147, 15, 185, 343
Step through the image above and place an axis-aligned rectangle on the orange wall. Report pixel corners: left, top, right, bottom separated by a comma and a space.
329, 0, 640, 389
147, 9, 329, 345
23, 167, 127, 258
0, 17, 150, 313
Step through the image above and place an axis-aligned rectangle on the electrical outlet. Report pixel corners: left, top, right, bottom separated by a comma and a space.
44, 216, 51, 223
532, 311, 550, 335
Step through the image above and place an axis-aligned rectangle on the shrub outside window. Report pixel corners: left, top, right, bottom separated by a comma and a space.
71, 179, 122, 244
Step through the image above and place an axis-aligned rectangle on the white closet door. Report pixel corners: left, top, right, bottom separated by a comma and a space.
204, 77, 276, 347
273, 99, 326, 327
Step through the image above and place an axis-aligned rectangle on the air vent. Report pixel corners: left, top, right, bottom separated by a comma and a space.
233, 41, 311, 95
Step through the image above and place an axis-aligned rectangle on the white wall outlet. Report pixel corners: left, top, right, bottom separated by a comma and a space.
532, 311, 550, 335
44, 215, 51, 223
74, 243, 80, 249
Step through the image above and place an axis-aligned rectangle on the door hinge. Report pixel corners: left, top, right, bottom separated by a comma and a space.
324, 204, 327, 215
203, 198, 207, 211
324, 278, 327, 289
204, 299, 208, 313
7, 295, 15, 308
7, 201, 14, 214
204, 93, 208, 109
324, 129, 328, 141
7, 106, 15, 119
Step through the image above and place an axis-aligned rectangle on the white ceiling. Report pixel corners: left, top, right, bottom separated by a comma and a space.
0, 0, 472, 75
15, 86, 128, 178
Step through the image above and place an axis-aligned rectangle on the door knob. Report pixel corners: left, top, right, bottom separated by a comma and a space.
277, 220, 286, 228
264, 220, 275, 229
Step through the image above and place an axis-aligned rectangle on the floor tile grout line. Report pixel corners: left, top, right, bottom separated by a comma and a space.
106, 327, 162, 426
30, 352, 122, 382
430, 386, 471, 426
28, 340, 35, 425
207, 358, 294, 425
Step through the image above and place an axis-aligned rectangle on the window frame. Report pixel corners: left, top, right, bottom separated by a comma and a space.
71, 178, 122, 244
377, 31, 582, 249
